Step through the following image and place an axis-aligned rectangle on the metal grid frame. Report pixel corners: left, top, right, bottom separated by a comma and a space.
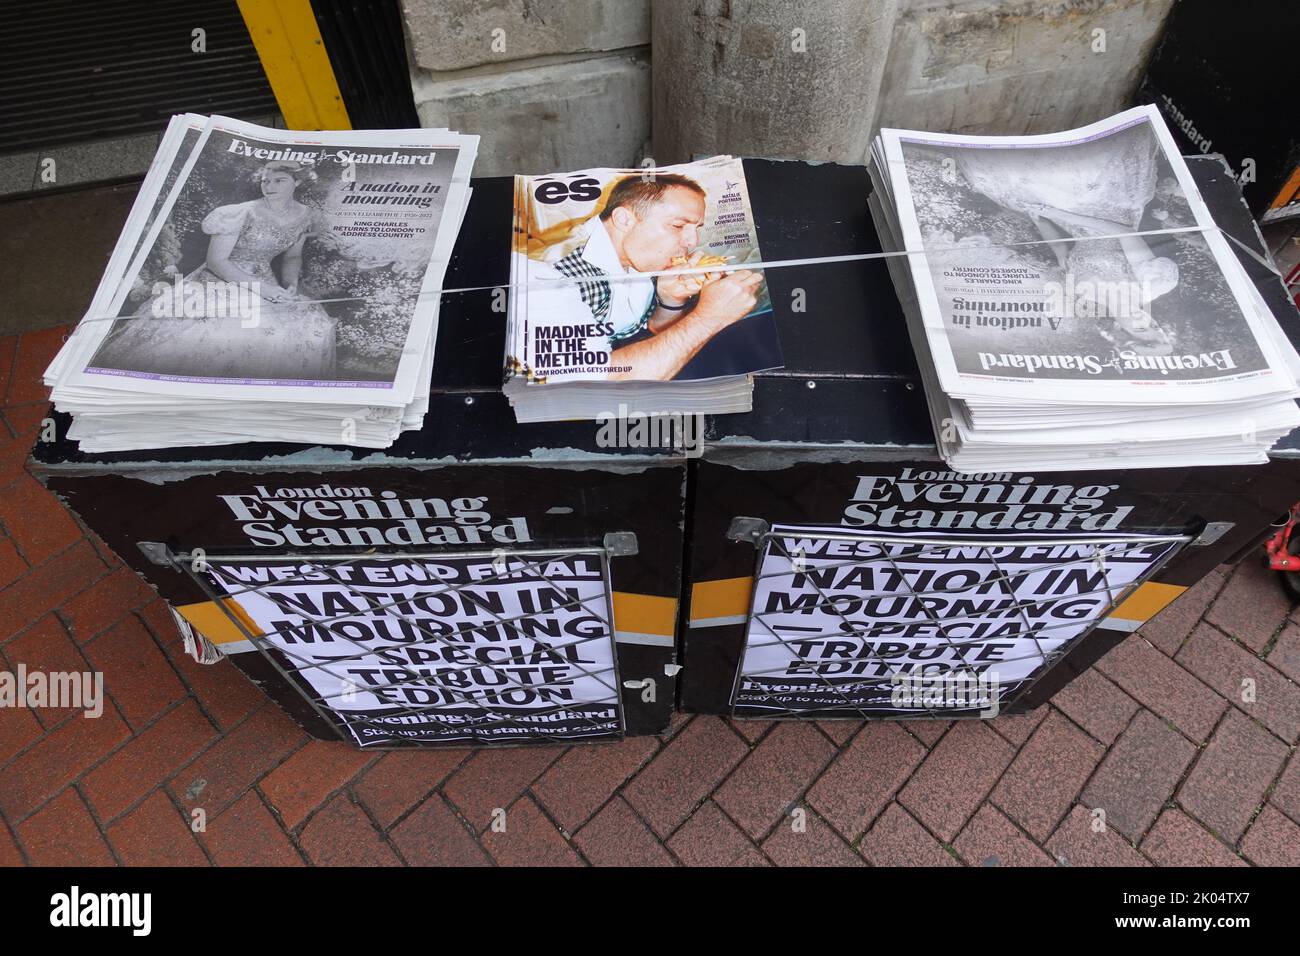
151, 542, 630, 749
727, 524, 1192, 722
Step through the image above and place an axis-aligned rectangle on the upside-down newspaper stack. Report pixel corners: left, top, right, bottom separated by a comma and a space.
869, 105, 1300, 471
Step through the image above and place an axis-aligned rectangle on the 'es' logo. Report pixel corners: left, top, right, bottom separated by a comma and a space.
533, 176, 601, 204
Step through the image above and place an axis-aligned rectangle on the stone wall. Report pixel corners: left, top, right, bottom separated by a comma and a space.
403, 0, 651, 176
873, 0, 1178, 137
401, 0, 1176, 170
653, 0, 896, 165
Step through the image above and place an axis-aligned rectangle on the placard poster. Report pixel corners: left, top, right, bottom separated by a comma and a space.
207, 552, 622, 746
733, 525, 1180, 717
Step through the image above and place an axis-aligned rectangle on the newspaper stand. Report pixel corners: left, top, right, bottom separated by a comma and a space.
28, 176, 686, 748
679, 156, 1300, 720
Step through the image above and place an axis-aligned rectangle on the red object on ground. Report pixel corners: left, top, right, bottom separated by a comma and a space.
1265, 503, 1300, 571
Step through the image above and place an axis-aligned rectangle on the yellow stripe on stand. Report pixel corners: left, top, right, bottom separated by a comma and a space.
237, 0, 351, 129
689, 576, 754, 627
1099, 581, 1187, 632
612, 592, 678, 647
175, 598, 259, 650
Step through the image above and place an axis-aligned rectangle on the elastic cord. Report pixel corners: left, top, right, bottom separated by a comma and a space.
69, 222, 1280, 326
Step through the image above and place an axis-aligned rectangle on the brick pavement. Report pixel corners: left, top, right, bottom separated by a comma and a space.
2, 326, 1299, 866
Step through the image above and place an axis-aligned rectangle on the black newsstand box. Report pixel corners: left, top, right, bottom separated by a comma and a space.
29, 155, 1300, 741
678, 155, 1300, 720
28, 179, 689, 749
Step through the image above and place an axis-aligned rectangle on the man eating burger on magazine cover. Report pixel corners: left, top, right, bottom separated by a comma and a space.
529, 173, 765, 381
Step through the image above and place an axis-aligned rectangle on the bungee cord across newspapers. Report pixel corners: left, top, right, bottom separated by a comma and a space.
42, 106, 1300, 468
63, 220, 1261, 325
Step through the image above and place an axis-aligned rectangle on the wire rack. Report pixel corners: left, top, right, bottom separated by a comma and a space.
727, 525, 1189, 721
156, 544, 627, 749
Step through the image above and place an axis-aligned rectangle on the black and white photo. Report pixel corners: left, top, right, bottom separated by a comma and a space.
869, 106, 1300, 470
43, 115, 478, 451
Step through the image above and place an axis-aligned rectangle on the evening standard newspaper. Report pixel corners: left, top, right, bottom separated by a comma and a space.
44, 115, 478, 450
869, 106, 1300, 470
876, 105, 1299, 403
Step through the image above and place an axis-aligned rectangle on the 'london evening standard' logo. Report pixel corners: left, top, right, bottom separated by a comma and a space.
842, 468, 1133, 531
218, 484, 532, 548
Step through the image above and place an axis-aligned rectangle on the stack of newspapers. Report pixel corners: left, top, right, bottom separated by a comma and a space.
504, 156, 783, 422
44, 114, 477, 451
869, 105, 1300, 471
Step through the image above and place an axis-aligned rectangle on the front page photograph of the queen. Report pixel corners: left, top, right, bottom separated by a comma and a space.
503, 156, 783, 422
869, 106, 1300, 470
45, 115, 478, 451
